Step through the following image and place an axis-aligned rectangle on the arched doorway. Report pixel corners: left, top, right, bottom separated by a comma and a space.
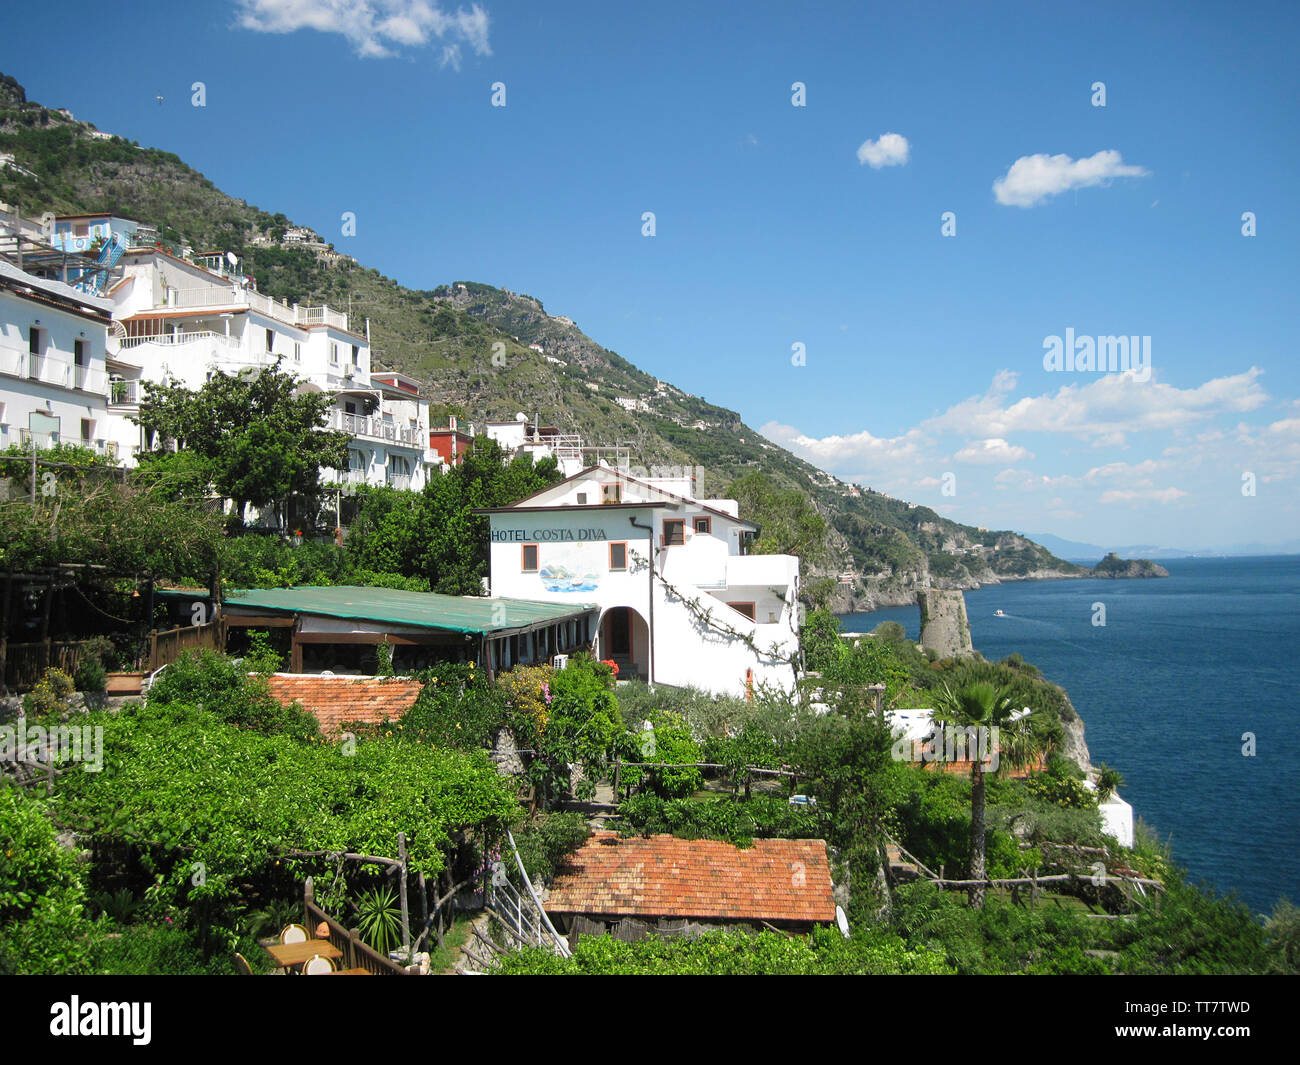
598, 607, 649, 682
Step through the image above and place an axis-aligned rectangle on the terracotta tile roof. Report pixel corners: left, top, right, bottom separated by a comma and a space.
546, 832, 836, 924
263, 674, 422, 734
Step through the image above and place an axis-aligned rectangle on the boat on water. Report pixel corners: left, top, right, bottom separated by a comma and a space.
994, 609, 1006, 617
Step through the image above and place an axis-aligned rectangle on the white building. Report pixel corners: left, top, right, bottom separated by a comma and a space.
102, 246, 432, 493
479, 464, 801, 698
0, 257, 114, 458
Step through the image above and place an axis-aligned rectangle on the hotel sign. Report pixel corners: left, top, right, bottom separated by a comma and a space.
492, 528, 610, 542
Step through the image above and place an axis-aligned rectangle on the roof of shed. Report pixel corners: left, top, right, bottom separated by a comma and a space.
222, 585, 596, 635
545, 832, 836, 924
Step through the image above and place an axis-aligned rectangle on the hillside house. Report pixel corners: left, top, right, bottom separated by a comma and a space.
477, 464, 801, 697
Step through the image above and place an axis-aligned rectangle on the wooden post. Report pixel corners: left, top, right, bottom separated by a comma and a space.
290, 618, 303, 673
397, 832, 411, 962
40, 575, 54, 675
0, 571, 11, 696
613, 757, 621, 803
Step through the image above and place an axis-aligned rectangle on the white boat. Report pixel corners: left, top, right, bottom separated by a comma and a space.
994, 609, 1006, 617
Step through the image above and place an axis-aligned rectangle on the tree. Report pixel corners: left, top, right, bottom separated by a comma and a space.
726, 472, 827, 563
1094, 764, 1125, 803
933, 680, 1043, 909
135, 361, 349, 525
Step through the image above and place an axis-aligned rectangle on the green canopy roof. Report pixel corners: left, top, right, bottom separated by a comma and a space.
223, 585, 597, 636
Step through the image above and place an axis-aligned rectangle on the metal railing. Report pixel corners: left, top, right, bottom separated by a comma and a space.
109, 379, 143, 405
326, 410, 423, 446
386, 472, 412, 490
0, 345, 108, 394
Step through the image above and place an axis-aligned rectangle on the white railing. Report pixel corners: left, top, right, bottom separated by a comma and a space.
386, 473, 412, 491
117, 330, 241, 350
17, 428, 60, 449
323, 468, 370, 486
0, 345, 107, 394
326, 410, 423, 446
169, 288, 351, 332
109, 379, 143, 406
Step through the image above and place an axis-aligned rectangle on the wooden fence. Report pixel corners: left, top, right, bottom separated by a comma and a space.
2, 639, 102, 692
302, 879, 413, 975
148, 620, 225, 673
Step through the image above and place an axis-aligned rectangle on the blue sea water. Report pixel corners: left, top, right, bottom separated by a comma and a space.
837, 556, 1300, 915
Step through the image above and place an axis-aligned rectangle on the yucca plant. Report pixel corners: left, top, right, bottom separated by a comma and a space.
354, 884, 403, 956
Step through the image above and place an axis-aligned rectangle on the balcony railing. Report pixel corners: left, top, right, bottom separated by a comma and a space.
322, 468, 370, 486
109, 379, 143, 406
0, 345, 108, 395
12, 428, 119, 459
117, 330, 242, 350
326, 410, 423, 447
386, 473, 412, 491
169, 288, 351, 333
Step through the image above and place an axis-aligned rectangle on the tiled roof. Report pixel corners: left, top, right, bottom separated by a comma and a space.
546, 832, 836, 924
263, 674, 422, 734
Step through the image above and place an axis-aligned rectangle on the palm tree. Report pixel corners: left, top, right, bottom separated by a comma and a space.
1094, 764, 1125, 803
934, 679, 1043, 909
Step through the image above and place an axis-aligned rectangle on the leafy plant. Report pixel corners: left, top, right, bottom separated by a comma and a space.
354, 883, 403, 956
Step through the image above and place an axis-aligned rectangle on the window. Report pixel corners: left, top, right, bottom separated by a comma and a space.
74, 339, 87, 367
609, 542, 628, 570
330, 342, 339, 365
576, 492, 588, 505
352, 344, 360, 366
80, 418, 94, 444
602, 482, 621, 504
265, 328, 274, 353
293, 341, 301, 361
522, 544, 539, 572
347, 447, 366, 472
768, 611, 777, 623
693, 516, 711, 535
28, 326, 43, 358
727, 602, 757, 621
663, 519, 685, 546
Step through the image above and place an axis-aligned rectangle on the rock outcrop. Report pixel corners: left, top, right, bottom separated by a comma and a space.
917, 589, 974, 659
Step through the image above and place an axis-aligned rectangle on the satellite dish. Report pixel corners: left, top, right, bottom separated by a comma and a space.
226, 251, 238, 268
515, 412, 528, 422
836, 905, 849, 938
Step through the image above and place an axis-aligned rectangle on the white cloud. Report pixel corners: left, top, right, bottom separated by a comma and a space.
235, 0, 492, 60
993, 149, 1150, 207
760, 421, 925, 471
1098, 487, 1188, 505
856, 132, 910, 169
955, 438, 1034, 464
925, 367, 1267, 445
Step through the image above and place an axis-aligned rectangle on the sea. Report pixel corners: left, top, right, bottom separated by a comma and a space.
837, 555, 1300, 916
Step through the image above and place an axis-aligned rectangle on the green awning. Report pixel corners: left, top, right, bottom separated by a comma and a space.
222, 585, 596, 636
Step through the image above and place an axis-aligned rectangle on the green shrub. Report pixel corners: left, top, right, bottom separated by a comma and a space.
22, 668, 76, 718
146, 650, 319, 739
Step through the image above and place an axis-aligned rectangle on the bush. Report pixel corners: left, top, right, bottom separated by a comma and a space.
623, 709, 702, 799
22, 668, 76, 718
146, 650, 319, 740
92, 922, 255, 975
510, 812, 591, 885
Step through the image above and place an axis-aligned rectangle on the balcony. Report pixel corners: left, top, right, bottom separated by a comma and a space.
12, 428, 119, 459
322, 468, 370, 487
168, 288, 351, 333
109, 378, 144, 406
0, 344, 108, 395
326, 410, 423, 447
117, 330, 242, 351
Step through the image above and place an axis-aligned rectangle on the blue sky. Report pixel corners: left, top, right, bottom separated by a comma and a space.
4, 1, 1298, 549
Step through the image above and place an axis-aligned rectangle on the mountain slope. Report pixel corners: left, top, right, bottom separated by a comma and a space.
1, 71, 1097, 608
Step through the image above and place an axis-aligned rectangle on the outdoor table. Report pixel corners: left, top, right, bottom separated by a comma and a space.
264, 939, 344, 970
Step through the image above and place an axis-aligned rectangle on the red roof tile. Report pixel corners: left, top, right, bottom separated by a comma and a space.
263, 675, 422, 734
546, 833, 836, 924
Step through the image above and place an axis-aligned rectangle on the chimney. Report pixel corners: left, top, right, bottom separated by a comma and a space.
449, 415, 457, 432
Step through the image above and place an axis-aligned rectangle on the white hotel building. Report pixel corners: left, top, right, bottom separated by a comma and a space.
102, 247, 434, 492
480, 465, 802, 698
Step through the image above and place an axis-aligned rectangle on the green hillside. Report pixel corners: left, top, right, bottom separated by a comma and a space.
0, 71, 1090, 608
